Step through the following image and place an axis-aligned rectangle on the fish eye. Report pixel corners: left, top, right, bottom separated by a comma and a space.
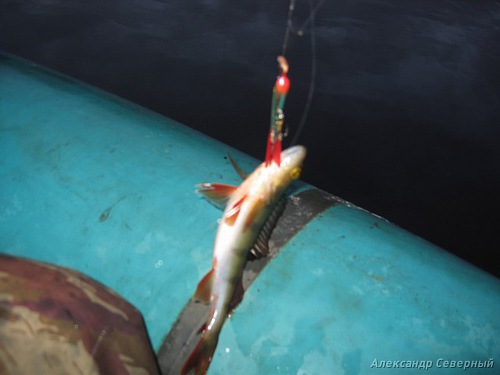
290, 167, 301, 180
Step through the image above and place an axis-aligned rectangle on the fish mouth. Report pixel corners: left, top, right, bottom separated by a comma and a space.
281, 145, 307, 167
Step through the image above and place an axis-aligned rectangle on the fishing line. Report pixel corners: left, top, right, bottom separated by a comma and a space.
281, 0, 296, 57
281, 0, 324, 146
281, 0, 324, 56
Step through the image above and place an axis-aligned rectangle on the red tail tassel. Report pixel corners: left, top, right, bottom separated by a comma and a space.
265, 133, 282, 166
273, 137, 282, 165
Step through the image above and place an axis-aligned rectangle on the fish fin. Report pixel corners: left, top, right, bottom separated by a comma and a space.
196, 183, 237, 210
224, 194, 247, 225
193, 268, 214, 304
227, 152, 247, 179
181, 334, 218, 375
249, 197, 287, 259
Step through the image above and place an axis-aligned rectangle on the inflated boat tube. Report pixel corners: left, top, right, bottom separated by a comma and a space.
1, 53, 498, 374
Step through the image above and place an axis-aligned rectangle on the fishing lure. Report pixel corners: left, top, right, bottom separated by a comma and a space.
265, 56, 290, 167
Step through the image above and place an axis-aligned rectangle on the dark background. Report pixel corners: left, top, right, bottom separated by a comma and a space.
1, 0, 499, 277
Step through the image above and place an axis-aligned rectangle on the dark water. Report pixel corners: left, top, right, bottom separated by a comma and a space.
1, 0, 499, 277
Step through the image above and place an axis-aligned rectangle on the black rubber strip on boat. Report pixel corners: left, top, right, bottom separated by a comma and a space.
157, 187, 342, 374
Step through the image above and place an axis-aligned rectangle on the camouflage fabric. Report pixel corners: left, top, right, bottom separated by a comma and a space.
0, 254, 160, 375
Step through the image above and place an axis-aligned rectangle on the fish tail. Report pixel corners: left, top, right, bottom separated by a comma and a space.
181, 334, 218, 375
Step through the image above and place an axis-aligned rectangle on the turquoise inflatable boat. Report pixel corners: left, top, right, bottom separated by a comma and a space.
1, 52, 498, 374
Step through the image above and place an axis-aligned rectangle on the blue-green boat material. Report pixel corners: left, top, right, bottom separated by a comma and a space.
1, 53, 498, 373
213, 205, 499, 373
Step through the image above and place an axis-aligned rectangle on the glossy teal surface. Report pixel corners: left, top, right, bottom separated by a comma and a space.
1, 53, 499, 373
212, 205, 500, 373
0, 53, 257, 349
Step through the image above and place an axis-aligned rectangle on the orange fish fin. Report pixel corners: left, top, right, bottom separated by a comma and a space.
193, 268, 214, 304
224, 194, 247, 226
196, 183, 237, 210
227, 152, 247, 179
181, 334, 218, 375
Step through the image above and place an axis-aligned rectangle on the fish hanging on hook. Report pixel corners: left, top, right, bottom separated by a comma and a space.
182, 56, 306, 375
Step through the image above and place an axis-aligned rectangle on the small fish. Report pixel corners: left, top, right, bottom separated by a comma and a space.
181, 56, 305, 375
182, 146, 306, 375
